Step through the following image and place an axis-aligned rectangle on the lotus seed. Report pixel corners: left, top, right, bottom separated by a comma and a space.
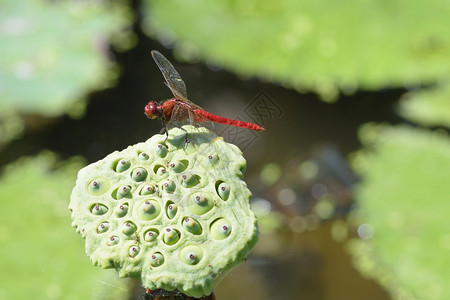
210, 218, 232, 240
188, 193, 214, 215
91, 203, 108, 215
107, 236, 120, 246
97, 222, 110, 233
150, 252, 164, 267
116, 185, 131, 199
166, 203, 178, 219
162, 180, 176, 193
144, 230, 158, 242
169, 160, 188, 173
140, 184, 156, 195
129, 245, 140, 257
139, 152, 149, 160
217, 182, 230, 200
138, 200, 160, 221
116, 159, 131, 172
163, 228, 180, 245
182, 217, 202, 235
88, 179, 110, 196
131, 167, 148, 182
115, 204, 128, 217
156, 144, 168, 158
181, 172, 200, 187
121, 222, 136, 235
179, 245, 203, 265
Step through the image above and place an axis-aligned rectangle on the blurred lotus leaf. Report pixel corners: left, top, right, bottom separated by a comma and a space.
143, 0, 450, 101
0, 152, 129, 299
349, 125, 450, 300
0, 0, 132, 119
399, 83, 450, 128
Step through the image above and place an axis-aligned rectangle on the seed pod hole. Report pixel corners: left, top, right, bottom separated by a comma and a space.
166, 201, 178, 219
215, 181, 230, 201
87, 179, 110, 196
131, 167, 148, 182
90, 203, 108, 215
150, 252, 164, 267
137, 200, 161, 221
115, 203, 129, 217
143, 229, 159, 242
114, 159, 131, 173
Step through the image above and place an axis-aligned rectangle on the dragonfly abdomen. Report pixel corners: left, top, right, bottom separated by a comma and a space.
194, 109, 265, 132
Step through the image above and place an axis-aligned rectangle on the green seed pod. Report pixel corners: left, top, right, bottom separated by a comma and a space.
188, 193, 214, 215
166, 203, 178, 219
121, 221, 136, 235
69, 125, 259, 298
129, 245, 140, 258
210, 218, 232, 240
169, 159, 188, 173
116, 185, 131, 199
162, 227, 180, 245
138, 200, 160, 221
115, 203, 128, 218
216, 181, 230, 200
182, 217, 202, 235
181, 172, 200, 188
162, 179, 176, 193
143, 229, 159, 242
88, 179, 110, 196
131, 167, 147, 182
179, 245, 203, 265
115, 159, 131, 172
149, 252, 164, 267
138, 152, 149, 160
140, 184, 157, 195
156, 144, 168, 158
97, 222, 110, 234
91, 203, 108, 215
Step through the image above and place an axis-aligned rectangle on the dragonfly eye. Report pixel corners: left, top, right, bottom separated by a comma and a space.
145, 101, 159, 119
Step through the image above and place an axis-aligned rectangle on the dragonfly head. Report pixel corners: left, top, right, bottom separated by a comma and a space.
145, 101, 159, 119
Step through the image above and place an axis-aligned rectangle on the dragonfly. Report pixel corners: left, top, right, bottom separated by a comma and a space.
145, 50, 265, 134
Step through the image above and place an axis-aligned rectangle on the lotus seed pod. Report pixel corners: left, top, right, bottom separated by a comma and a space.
166, 203, 178, 219
182, 217, 202, 235
69, 125, 259, 298
131, 167, 148, 182
210, 218, 232, 240
116, 159, 130, 172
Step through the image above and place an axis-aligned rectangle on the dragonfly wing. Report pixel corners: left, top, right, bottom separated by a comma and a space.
151, 50, 208, 111
151, 50, 188, 101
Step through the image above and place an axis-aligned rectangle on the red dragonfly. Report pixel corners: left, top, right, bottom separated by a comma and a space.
145, 50, 265, 133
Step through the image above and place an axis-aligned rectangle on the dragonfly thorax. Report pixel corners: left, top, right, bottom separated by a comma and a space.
144, 101, 160, 119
